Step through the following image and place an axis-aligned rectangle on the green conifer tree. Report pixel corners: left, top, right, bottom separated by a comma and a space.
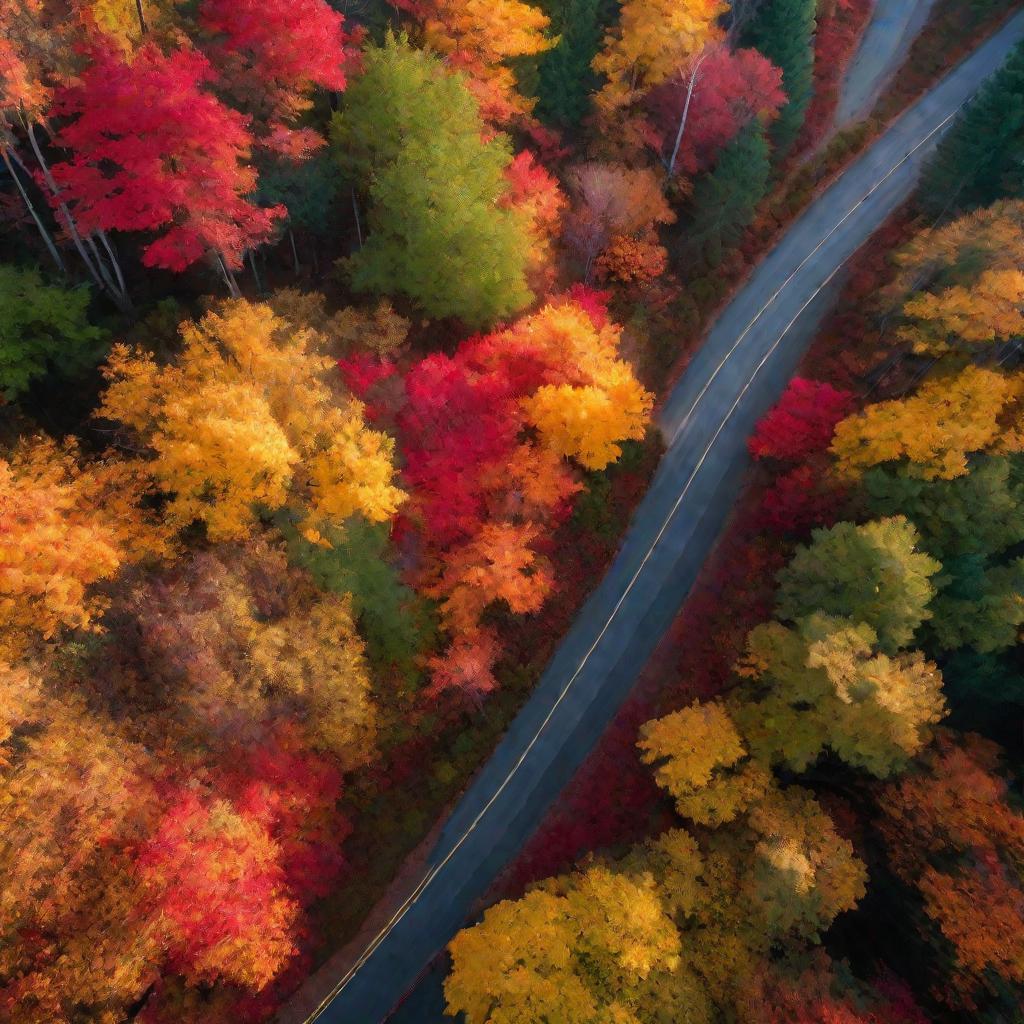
919, 41, 1024, 216
679, 121, 770, 271
742, 0, 816, 157
535, 0, 619, 128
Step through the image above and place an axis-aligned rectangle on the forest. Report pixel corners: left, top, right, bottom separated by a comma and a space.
0, 0, 1022, 1021
446, 35, 1024, 1024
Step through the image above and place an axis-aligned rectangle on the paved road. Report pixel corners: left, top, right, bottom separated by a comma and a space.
835, 0, 939, 127
296, 13, 1024, 1023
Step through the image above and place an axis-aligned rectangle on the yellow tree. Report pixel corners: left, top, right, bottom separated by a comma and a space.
445, 864, 681, 1024
0, 436, 168, 658
78, 0, 181, 51
897, 269, 1024, 355
445, 780, 865, 1023
830, 365, 1024, 480
887, 199, 1024, 300
0, 663, 165, 1022
517, 301, 654, 469
637, 702, 770, 825
592, 0, 727, 116
885, 200, 1024, 354
100, 299, 404, 543
423, 0, 555, 123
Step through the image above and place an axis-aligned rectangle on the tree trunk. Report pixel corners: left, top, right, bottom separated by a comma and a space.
289, 228, 301, 275
2, 146, 66, 274
96, 229, 130, 306
134, 0, 148, 34
351, 188, 363, 248
217, 253, 242, 298
666, 51, 709, 180
248, 249, 264, 293
27, 122, 132, 311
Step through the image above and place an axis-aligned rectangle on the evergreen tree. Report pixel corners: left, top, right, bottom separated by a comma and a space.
331, 35, 532, 327
534, 0, 618, 128
742, 0, 816, 157
679, 121, 770, 270
919, 41, 1024, 216
256, 152, 338, 236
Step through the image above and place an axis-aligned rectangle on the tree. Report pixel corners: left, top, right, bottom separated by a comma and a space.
200, 0, 352, 157
739, 955, 929, 1024
862, 457, 1024, 563
592, 0, 728, 115
886, 200, 1024, 300
862, 456, 1024, 656
0, 436, 167, 658
757, 463, 848, 535
99, 299, 404, 543
50, 43, 283, 277
137, 788, 299, 991
595, 235, 670, 283
534, 0, 617, 128
918, 41, 1024, 216
398, 294, 651, 697
638, 701, 771, 824
501, 150, 568, 294
445, 865, 682, 1023
445, 781, 867, 1023
647, 46, 785, 176
282, 517, 433, 679
679, 120, 771, 270
563, 162, 676, 279
732, 613, 945, 775
422, 0, 554, 124
928, 555, 1024, 654
876, 731, 1024, 1008
741, 0, 816, 156
0, 670, 164, 1021
332, 35, 532, 326
748, 377, 853, 461
0, 266, 106, 399
524, 369, 653, 469
774, 517, 941, 652
830, 365, 1024, 481
78, 0, 186, 51
896, 268, 1024, 355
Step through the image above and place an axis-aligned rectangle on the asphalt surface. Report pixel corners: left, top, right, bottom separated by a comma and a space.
835, 0, 939, 127
296, 12, 1024, 1023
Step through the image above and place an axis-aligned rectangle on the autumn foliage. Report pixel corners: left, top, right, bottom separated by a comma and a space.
100, 299, 404, 542
646, 46, 785, 176
5, 1, 1022, 1021
49, 44, 283, 271
397, 293, 653, 696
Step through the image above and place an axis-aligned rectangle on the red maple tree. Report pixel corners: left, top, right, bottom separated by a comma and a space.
646, 47, 785, 177
748, 377, 854, 462
50, 43, 282, 272
200, 0, 355, 156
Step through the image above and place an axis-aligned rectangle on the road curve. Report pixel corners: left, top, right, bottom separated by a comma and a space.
835, 0, 939, 127
297, 13, 1024, 1023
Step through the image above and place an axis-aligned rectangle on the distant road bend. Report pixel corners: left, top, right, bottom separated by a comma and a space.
294, 13, 1024, 1024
